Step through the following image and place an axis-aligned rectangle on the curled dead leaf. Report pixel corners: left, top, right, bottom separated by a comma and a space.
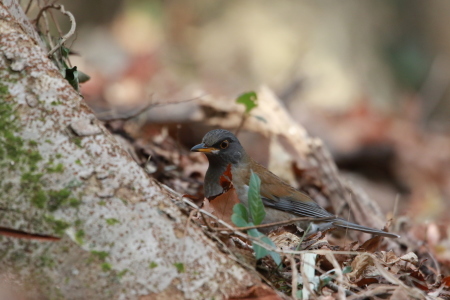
348, 254, 375, 280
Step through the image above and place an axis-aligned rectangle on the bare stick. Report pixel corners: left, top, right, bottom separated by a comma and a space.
289, 255, 298, 299
96, 94, 206, 121
234, 114, 247, 137
183, 209, 199, 238
35, 5, 76, 57
25, 0, 33, 14
325, 252, 345, 300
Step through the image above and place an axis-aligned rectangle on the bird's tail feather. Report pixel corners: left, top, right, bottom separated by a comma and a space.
332, 219, 400, 238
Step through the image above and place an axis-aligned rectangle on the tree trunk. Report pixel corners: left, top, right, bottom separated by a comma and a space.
0, 2, 261, 299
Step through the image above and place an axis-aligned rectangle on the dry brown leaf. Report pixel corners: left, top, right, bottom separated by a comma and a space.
443, 276, 450, 287
380, 250, 400, 265
398, 252, 419, 266
390, 287, 410, 300
180, 164, 238, 227
268, 231, 301, 251
182, 194, 204, 207
377, 250, 418, 267
203, 164, 240, 225
229, 284, 283, 300
408, 269, 429, 291
353, 277, 379, 287
201, 197, 215, 215
207, 188, 240, 225
348, 254, 375, 280
358, 235, 383, 253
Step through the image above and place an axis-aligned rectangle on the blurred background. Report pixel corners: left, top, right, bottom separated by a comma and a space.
24, 0, 450, 258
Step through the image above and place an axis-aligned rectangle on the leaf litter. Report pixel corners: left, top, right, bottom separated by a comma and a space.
95, 88, 450, 299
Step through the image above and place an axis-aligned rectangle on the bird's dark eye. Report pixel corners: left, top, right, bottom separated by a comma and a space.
220, 140, 229, 149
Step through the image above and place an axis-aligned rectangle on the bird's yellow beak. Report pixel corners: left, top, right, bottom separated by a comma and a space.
190, 143, 218, 153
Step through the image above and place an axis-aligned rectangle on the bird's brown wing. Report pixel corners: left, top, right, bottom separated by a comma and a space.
251, 161, 334, 218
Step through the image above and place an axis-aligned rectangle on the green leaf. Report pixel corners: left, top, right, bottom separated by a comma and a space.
253, 115, 267, 123
342, 266, 352, 274
248, 229, 269, 259
233, 203, 249, 222
248, 171, 265, 225
296, 290, 303, 299
261, 236, 282, 265
77, 70, 91, 83
173, 262, 185, 273
236, 91, 258, 114
61, 45, 70, 59
320, 275, 333, 286
247, 229, 281, 265
105, 218, 120, 225
64, 66, 79, 92
231, 213, 249, 228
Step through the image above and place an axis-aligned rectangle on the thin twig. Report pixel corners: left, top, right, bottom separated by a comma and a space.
49, 8, 63, 38
289, 255, 298, 299
96, 94, 206, 121
200, 211, 215, 232
43, 11, 54, 54
35, 5, 76, 57
326, 282, 355, 297
183, 208, 199, 238
295, 222, 312, 251
47, 7, 76, 56
347, 285, 397, 300
325, 253, 345, 300
234, 114, 247, 137
25, 0, 33, 14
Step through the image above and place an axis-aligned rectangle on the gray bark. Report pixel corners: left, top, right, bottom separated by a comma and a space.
0, 2, 260, 299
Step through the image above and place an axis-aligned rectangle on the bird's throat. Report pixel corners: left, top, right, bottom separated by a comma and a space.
204, 158, 229, 199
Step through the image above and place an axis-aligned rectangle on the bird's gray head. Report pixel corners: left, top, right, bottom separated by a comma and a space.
190, 129, 246, 166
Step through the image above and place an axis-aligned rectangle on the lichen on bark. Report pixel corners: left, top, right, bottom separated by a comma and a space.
0, 3, 260, 299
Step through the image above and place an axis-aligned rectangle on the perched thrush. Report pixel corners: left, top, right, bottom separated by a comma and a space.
191, 129, 399, 238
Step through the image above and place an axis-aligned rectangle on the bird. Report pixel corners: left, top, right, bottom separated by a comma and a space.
191, 129, 399, 238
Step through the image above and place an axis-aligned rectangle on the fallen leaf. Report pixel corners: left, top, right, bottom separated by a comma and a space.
408, 269, 429, 291
182, 193, 204, 207
442, 276, 450, 287
348, 254, 375, 280
380, 250, 400, 265
229, 284, 283, 300
358, 235, 382, 253
390, 287, 410, 300
268, 231, 301, 251
202, 164, 240, 225
208, 188, 240, 225
353, 277, 379, 287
